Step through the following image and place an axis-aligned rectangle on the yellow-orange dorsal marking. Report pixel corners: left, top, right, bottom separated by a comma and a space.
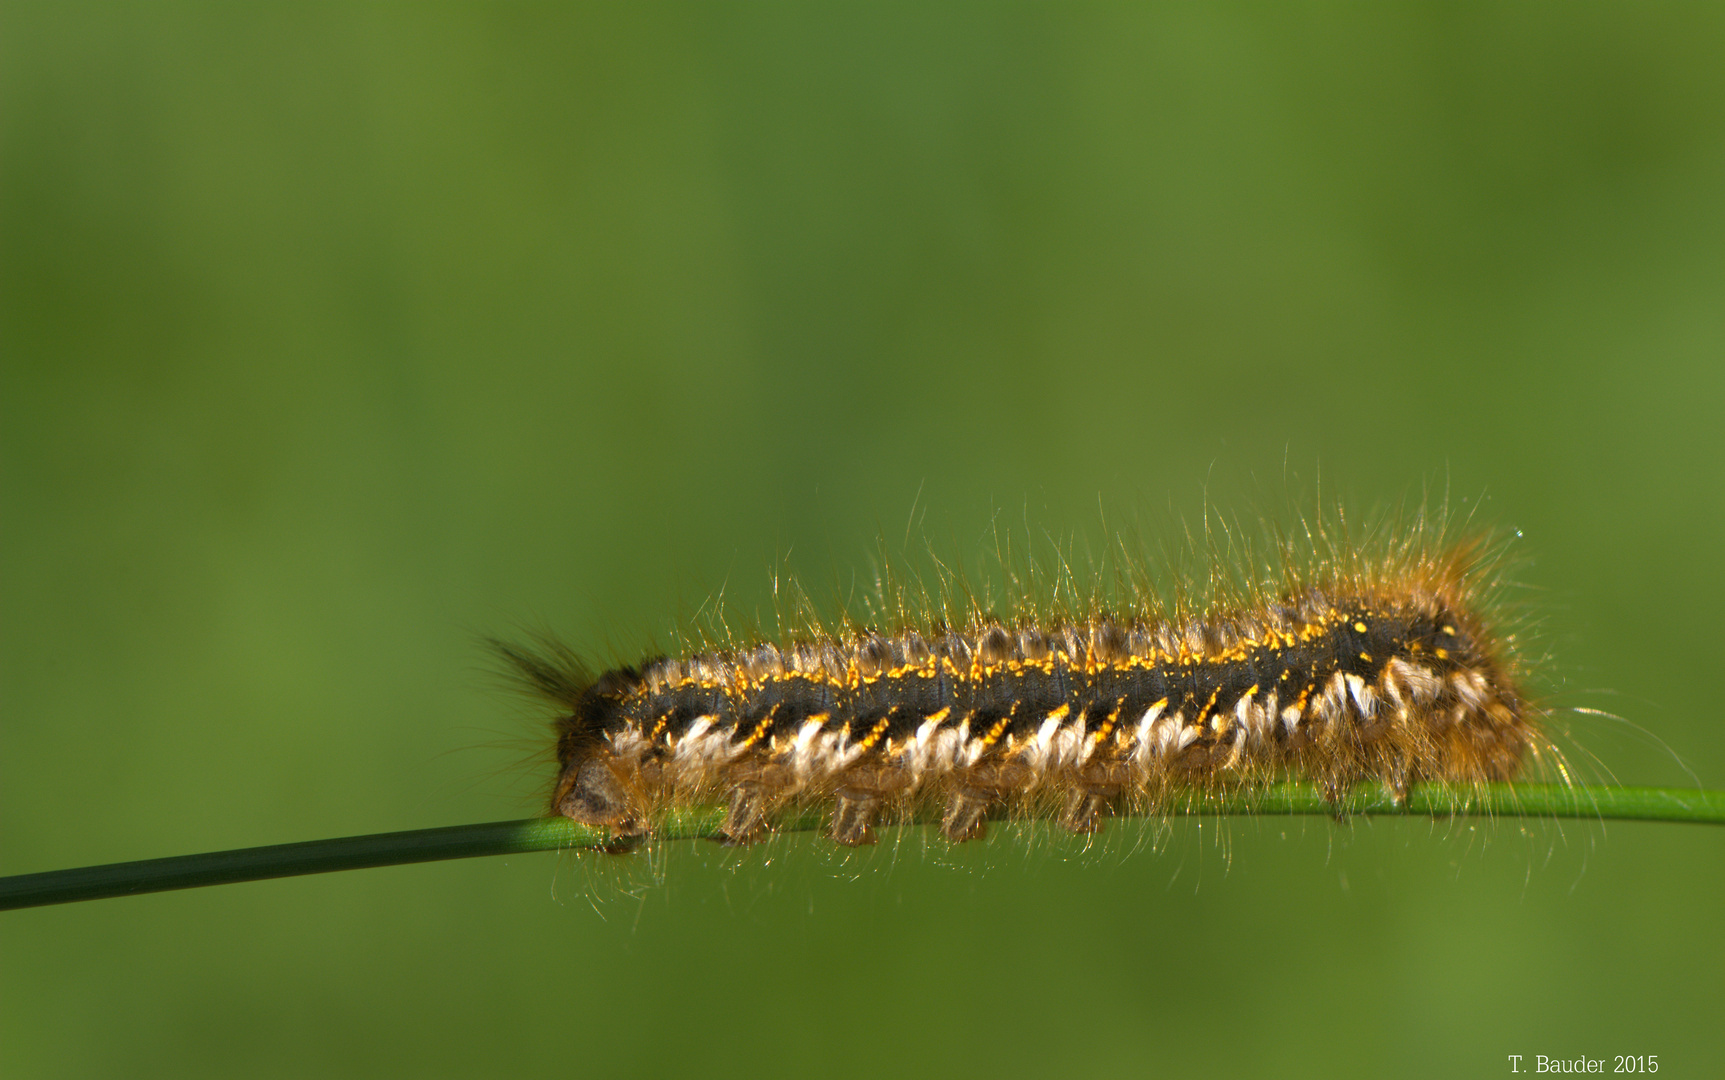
980, 716, 1011, 748
1046, 703, 1071, 723
1195, 686, 1222, 730
855, 717, 891, 752
925, 706, 952, 725
738, 715, 775, 749
1094, 702, 1122, 744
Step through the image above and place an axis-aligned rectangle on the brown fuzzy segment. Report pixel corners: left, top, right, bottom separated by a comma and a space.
502, 541, 1535, 848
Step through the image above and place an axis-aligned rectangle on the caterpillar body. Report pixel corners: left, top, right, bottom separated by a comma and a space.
500, 524, 1537, 848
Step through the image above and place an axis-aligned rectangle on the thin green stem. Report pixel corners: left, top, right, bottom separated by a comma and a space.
3, 783, 1719, 911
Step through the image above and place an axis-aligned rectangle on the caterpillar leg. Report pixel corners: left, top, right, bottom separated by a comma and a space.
1059, 785, 1118, 835
717, 782, 775, 845
830, 789, 883, 847
940, 787, 992, 842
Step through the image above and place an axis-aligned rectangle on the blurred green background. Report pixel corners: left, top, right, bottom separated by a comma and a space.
5, 4, 1723, 1076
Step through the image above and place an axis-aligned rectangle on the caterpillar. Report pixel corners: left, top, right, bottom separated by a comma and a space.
497, 513, 1540, 849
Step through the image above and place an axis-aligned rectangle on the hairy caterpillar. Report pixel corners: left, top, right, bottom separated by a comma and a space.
497, 512, 1541, 849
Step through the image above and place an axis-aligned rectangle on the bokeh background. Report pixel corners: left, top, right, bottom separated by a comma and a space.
5, 4, 1723, 1076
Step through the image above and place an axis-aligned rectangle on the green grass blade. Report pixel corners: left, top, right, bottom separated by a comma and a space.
4, 782, 1720, 912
